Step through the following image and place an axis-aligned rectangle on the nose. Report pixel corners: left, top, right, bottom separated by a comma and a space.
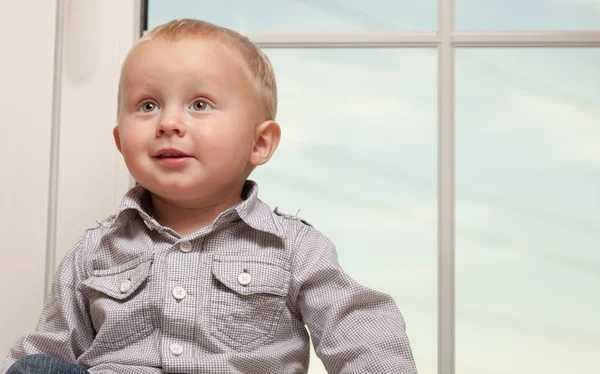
156, 112, 187, 138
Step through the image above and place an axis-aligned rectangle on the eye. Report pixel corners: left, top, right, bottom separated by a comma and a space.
139, 102, 159, 113
189, 99, 212, 111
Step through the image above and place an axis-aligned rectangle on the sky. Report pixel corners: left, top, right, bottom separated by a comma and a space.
148, 1, 600, 373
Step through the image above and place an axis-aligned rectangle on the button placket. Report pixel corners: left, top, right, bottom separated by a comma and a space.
163, 238, 202, 367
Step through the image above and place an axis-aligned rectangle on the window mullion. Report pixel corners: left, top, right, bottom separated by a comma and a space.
453, 30, 600, 47
438, 0, 455, 374
249, 31, 439, 48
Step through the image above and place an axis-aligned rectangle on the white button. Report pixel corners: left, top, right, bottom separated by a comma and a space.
172, 286, 187, 300
169, 343, 183, 356
120, 279, 132, 293
238, 272, 252, 286
179, 241, 192, 253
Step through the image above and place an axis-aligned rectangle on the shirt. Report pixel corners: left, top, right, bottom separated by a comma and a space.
3, 181, 418, 374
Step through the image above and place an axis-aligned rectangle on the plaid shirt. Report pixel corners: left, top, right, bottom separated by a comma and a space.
3, 181, 417, 374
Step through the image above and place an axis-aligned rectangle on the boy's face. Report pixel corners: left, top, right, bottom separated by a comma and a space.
114, 37, 276, 205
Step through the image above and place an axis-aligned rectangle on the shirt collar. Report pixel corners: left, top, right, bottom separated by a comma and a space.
112, 180, 285, 238
232, 180, 285, 238
113, 184, 158, 231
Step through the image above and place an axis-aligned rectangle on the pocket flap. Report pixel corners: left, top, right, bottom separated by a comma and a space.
212, 256, 290, 296
83, 258, 152, 300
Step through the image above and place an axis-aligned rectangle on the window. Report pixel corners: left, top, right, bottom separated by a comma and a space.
256, 48, 438, 373
146, 1, 600, 373
456, 0, 600, 30
456, 48, 600, 373
147, 0, 438, 31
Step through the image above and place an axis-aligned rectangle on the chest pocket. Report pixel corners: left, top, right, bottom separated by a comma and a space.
211, 256, 290, 351
83, 256, 154, 348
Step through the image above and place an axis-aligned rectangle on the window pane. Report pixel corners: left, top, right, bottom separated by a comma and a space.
456, 48, 600, 374
147, 0, 437, 31
457, 0, 600, 30
253, 48, 437, 373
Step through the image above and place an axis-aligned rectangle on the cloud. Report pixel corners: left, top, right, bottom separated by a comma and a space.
266, 48, 437, 151
552, 0, 600, 11
502, 91, 600, 167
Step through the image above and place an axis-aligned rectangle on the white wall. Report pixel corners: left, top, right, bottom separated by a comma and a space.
0, 0, 137, 361
54, 0, 136, 264
0, 0, 58, 361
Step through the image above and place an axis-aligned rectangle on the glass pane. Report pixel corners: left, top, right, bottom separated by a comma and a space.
457, 0, 600, 30
456, 48, 600, 374
253, 48, 437, 373
147, 0, 437, 31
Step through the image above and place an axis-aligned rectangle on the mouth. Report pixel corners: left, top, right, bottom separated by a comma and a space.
153, 148, 193, 158
153, 148, 193, 167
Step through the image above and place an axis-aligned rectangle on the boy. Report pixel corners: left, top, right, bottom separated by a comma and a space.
3, 19, 418, 374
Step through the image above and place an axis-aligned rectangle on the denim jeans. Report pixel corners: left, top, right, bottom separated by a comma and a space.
6, 354, 89, 374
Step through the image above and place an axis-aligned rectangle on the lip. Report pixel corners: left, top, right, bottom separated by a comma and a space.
153, 148, 193, 168
153, 148, 193, 158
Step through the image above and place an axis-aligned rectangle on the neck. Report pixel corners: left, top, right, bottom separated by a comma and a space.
150, 189, 244, 237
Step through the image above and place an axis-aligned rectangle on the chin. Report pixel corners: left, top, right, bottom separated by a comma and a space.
153, 179, 214, 200
153, 183, 196, 198
137, 171, 242, 201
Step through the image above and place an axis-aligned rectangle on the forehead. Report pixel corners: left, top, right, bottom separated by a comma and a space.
121, 37, 252, 91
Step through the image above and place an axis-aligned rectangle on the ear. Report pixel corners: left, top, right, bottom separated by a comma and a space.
113, 126, 123, 154
249, 120, 281, 167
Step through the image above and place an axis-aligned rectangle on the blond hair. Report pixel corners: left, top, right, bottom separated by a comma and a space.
118, 19, 277, 120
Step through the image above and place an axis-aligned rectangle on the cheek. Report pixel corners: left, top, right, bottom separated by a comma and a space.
120, 137, 140, 156
120, 124, 146, 148
211, 131, 253, 159
119, 129, 149, 163
196, 124, 244, 152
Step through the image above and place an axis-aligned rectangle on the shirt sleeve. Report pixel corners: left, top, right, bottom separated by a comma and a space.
2, 232, 95, 373
290, 226, 418, 374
